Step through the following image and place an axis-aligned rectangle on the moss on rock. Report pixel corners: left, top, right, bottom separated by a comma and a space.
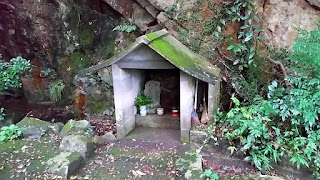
60, 120, 93, 137
79, 28, 95, 46
16, 117, 52, 128
69, 52, 90, 77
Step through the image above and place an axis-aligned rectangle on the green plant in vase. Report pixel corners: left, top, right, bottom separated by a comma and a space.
135, 92, 152, 116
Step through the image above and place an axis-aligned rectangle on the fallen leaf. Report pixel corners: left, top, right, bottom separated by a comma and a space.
70, 175, 78, 179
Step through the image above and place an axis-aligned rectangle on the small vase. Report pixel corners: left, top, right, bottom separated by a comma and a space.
157, 108, 164, 116
140, 105, 147, 116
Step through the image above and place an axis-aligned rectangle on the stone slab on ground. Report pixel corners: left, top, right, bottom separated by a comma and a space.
93, 132, 117, 145
60, 120, 93, 137
59, 135, 95, 158
46, 152, 83, 180
22, 125, 50, 140
125, 127, 181, 145
16, 117, 58, 139
135, 114, 180, 130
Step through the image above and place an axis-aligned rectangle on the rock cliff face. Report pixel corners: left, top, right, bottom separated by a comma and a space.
257, 0, 320, 48
0, 0, 122, 105
1, 0, 320, 117
101, 0, 320, 50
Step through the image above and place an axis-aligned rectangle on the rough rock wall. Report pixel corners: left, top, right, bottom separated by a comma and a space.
1, 0, 320, 118
102, 0, 320, 51
0, 0, 123, 108
257, 0, 320, 48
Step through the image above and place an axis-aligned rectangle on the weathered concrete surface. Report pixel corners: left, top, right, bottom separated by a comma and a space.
125, 127, 181, 146
112, 65, 143, 138
135, 114, 180, 129
180, 72, 195, 142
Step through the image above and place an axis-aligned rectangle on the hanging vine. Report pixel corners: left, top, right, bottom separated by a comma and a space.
204, 0, 264, 71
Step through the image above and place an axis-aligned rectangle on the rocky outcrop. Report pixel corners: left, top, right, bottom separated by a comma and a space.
0, 0, 122, 105
17, 117, 62, 139
59, 135, 95, 158
93, 132, 117, 145
102, 0, 320, 51
60, 120, 93, 137
46, 152, 83, 180
257, 0, 320, 48
306, 0, 320, 10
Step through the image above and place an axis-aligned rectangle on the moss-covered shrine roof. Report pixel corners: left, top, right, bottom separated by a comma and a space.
79, 29, 220, 84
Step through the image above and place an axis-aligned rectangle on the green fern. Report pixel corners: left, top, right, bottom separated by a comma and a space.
112, 25, 137, 33
49, 80, 65, 102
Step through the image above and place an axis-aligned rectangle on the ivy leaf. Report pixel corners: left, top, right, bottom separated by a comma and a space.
244, 34, 253, 42
226, 9, 233, 15
233, 59, 240, 65
257, 36, 265, 40
240, 25, 250, 29
231, 6, 236, 13
231, 96, 240, 106
217, 26, 222, 33
227, 44, 235, 51
220, 19, 226, 25
249, 52, 255, 59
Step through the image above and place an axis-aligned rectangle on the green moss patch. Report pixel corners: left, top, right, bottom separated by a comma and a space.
69, 52, 90, 77
0, 136, 61, 179
16, 117, 52, 128
76, 145, 178, 179
87, 99, 112, 115
146, 30, 220, 84
79, 28, 95, 46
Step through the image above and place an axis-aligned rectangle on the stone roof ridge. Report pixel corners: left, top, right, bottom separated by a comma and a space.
136, 29, 169, 45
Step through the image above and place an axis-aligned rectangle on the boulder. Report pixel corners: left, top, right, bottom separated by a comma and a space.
46, 152, 83, 180
60, 120, 93, 137
93, 132, 117, 145
59, 135, 95, 158
22, 125, 50, 140
17, 117, 52, 128
48, 122, 64, 135
16, 117, 57, 139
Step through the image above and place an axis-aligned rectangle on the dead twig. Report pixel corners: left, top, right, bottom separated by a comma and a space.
266, 56, 291, 87
216, 47, 234, 62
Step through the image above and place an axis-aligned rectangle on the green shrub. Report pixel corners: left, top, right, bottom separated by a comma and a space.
0, 55, 31, 124
206, 26, 320, 179
0, 125, 23, 142
49, 79, 65, 102
204, 169, 219, 180
0, 55, 31, 94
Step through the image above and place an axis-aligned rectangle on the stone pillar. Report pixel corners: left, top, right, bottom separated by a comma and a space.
112, 65, 143, 138
180, 71, 195, 142
208, 79, 221, 120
